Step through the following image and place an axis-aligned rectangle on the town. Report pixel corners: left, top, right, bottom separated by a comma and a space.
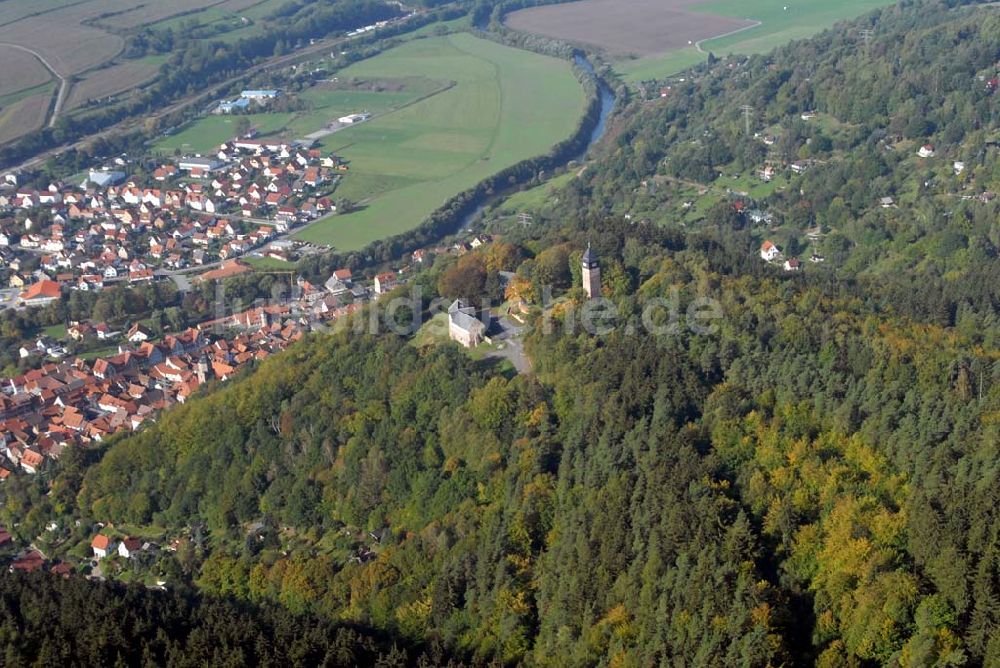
0, 193, 498, 484
0, 107, 351, 310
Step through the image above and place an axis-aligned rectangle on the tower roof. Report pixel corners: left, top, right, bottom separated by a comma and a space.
582, 244, 597, 265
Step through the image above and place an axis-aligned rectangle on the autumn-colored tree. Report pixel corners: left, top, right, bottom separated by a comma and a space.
437, 253, 488, 301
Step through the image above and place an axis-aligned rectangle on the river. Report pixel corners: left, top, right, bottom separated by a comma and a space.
460, 52, 616, 229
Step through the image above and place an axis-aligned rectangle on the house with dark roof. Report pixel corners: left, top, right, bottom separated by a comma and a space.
448, 300, 486, 348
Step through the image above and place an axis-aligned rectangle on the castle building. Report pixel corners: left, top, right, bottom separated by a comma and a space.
582, 244, 601, 299
448, 299, 486, 348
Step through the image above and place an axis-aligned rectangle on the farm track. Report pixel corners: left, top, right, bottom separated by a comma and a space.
450, 36, 505, 169
695, 20, 763, 53
0, 42, 69, 128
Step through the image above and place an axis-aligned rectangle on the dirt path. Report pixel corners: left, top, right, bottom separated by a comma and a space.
0, 42, 70, 128
695, 20, 763, 53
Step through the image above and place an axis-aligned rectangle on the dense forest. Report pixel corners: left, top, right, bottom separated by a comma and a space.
0, 573, 459, 666
4, 0, 1000, 666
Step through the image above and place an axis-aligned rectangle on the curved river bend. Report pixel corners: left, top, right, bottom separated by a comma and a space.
460, 52, 615, 229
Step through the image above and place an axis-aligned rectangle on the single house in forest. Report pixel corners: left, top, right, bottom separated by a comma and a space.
118, 537, 143, 559
760, 240, 781, 262
91, 534, 115, 559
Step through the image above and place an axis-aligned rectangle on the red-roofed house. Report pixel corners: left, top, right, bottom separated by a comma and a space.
91, 534, 115, 559
18, 280, 61, 306
374, 272, 398, 295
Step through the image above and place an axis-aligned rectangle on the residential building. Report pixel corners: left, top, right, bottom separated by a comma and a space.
91, 534, 115, 559
760, 240, 781, 262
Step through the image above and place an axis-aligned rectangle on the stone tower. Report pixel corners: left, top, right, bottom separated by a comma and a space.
581, 244, 600, 299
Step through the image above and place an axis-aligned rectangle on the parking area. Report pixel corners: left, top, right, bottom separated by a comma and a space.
0, 287, 20, 311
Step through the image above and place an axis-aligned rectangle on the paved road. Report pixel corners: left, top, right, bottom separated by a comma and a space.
0, 287, 20, 310
486, 315, 531, 374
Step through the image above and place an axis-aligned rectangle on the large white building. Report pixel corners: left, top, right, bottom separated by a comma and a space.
448, 299, 486, 348
178, 157, 224, 172
241, 89, 280, 101
338, 112, 372, 124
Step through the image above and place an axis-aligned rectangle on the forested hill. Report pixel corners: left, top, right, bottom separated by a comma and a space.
0, 573, 457, 666
578, 0, 1000, 326
3, 1, 1000, 666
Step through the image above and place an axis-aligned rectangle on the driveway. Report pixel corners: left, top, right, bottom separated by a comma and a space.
485, 314, 531, 374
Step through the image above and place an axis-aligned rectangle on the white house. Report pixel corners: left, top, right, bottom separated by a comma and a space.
91, 534, 115, 559
760, 240, 781, 262
918, 144, 935, 158
118, 537, 143, 559
373, 272, 398, 295
128, 324, 151, 343
178, 157, 224, 172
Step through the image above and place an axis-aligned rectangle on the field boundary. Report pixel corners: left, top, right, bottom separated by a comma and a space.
451, 36, 506, 164
305, 79, 458, 143
695, 19, 762, 53
0, 42, 67, 127
295, 31, 606, 254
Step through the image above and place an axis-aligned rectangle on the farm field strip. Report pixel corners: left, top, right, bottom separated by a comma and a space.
504, 0, 752, 58
0, 0, 82, 26
0, 92, 52, 144
697, 0, 891, 53
0, 17, 123, 76
0, 45, 54, 98
66, 60, 161, 111
293, 32, 586, 251
0, 0, 275, 142
218, 0, 272, 10
95, 0, 231, 29
506, 0, 895, 82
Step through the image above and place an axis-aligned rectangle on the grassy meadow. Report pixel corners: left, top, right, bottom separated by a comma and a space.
154, 113, 299, 155
615, 0, 894, 82
152, 76, 444, 155
294, 32, 585, 251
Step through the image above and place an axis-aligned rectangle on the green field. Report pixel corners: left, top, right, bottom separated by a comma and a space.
152, 77, 444, 155
154, 113, 297, 154
496, 170, 578, 213
244, 255, 297, 270
616, 0, 893, 82
294, 32, 586, 251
